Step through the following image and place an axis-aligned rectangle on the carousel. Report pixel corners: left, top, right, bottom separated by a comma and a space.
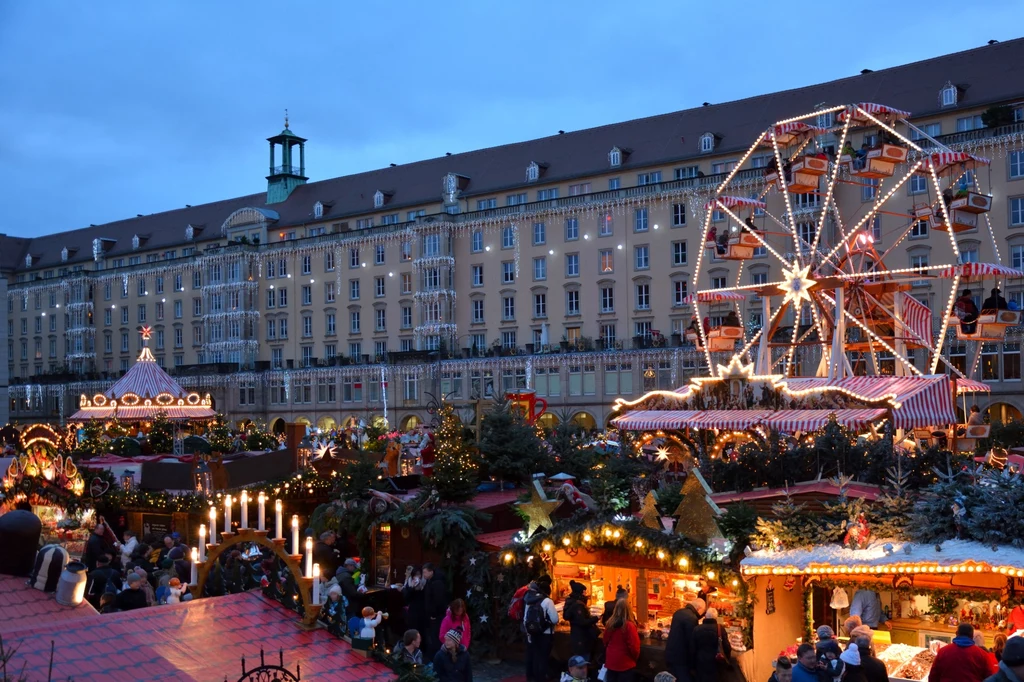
615, 101, 1017, 453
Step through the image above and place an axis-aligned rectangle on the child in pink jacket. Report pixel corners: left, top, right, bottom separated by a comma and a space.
438, 598, 471, 650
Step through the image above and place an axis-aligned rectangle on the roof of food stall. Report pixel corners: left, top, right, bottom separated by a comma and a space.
741, 539, 1024, 575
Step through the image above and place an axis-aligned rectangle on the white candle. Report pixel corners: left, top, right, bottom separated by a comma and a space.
223, 495, 232, 534
190, 548, 198, 585
305, 536, 313, 577
275, 500, 283, 540
198, 524, 207, 561
257, 492, 266, 531
291, 515, 299, 556
240, 491, 249, 530
313, 564, 320, 605
208, 507, 217, 545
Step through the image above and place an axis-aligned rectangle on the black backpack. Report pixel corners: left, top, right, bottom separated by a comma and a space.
524, 600, 550, 637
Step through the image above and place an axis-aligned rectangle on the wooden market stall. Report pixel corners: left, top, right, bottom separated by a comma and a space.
740, 539, 1024, 681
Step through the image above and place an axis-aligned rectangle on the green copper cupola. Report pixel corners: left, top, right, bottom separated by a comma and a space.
266, 110, 307, 204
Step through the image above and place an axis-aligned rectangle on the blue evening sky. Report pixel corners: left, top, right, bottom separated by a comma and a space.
0, 1, 1020, 237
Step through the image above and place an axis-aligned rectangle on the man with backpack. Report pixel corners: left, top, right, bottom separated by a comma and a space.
524, 576, 558, 682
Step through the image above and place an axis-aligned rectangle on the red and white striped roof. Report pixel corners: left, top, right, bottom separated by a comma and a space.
689, 410, 772, 430
704, 196, 767, 210
837, 103, 911, 123
782, 375, 956, 429
773, 122, 825, 137
614, 408, 886, 433
611, 410, 700, 430
956, 378, 991, 394
759, 408, 888, 432
682, 290, 747, 304
935, 262, 1024, 279
902, 295, 932, 346
103, 347, 190, 400
924, 151, 990, 174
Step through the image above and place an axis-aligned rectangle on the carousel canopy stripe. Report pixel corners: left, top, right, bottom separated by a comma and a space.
903, 295, 932, 346
611, 410, 701, 430
758, 409, 888, 432
956, 378, 991, 393
103, 349, 191, 400
688, 410, 773, 430
773, 121, 826, 136
682, 290, 747, 304
935, 262, 1024, 279
703, 196, 767, 211
926, 151, 991, 172
837, 102, 911, 122
69, 405, 217, 421
741, 539, 1024, 574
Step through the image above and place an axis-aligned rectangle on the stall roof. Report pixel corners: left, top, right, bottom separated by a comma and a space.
477, 529, 520, 549
1, 589, 392, 681
0, 575, 98, 635
741, 539, 1024, 576
712, 480, 881, 508
613, 408, 885, 432
467, 489, 522, 510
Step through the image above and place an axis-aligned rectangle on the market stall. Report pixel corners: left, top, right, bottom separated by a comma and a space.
741, 539, 1024, 681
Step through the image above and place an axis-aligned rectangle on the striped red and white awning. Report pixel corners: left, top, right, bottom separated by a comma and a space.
611, 410, 700, 430
759, 409, 888, 433
838, 103, 911, 123
782, 375, 956, 429
902, 295, 932, 345
69, 405, 217, 422
704, 196, 767, 211
773, 122, 825, 137
688, 410, 772, 430
935, 262, 1024, 280
956, 378, 991, 394
924, 151, 990, 174
683, 290, 747, 304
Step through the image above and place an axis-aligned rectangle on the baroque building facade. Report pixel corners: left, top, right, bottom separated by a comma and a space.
5, 39, 1024, 431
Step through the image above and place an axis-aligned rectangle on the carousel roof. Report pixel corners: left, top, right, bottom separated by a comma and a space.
70, 330, 216, 422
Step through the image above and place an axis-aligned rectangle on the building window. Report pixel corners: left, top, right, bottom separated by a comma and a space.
712, 276, 727, 289
599, 211, 613, 236
502, 296, 515, 320
502, 226, 515, 249
507, 192, 528, 206
568, 182, 591, 196
537, 188, 558, 201
673, 280, 687, 306
401, 273, 412, 293
533, 257, 546, 281
565, 254, 579, 277
401, 241, 412, 261
472, 299, 484, 323
862, 177, 879, 202
674, 166, 699, 180
672, 241, 687, 266
566, 290, 580, 316
609, 148, 621, 167
1012, 152, 1024, 180
941, 84, 958, 107
637, 171, 662, 186
635, 283, 650, 310
608, 178, 620, 190
599, 249, 614, 273
634, 207, 648, 232
502, 261, 515, 284
373, 244, 385, 265
911, 219, 929, 238
471, 231, 483, 252
350, 280, 360, 300
534, 293, 547, 318
1013, 245, 1024, 270
301, 285, 312, 305
373, 277, 384, 297
477, 198, 497, 210
959, 245, 979, 263
911, 122, 942, 140
1012, 197, 1024, 227
672, 203, 686, 227
325, 282, 336, 303
634, 245, 650, 270
699, 133, 715, 153
472, 265, 483, 286
531, 222, 546, 245
375, 309, 386, 331
302, 315, 313, 337
564, 217, 579, 241
326, 313, 336, 335
593, 287, 613, 316
401, 306, 412, 329
526, 163, 539, 182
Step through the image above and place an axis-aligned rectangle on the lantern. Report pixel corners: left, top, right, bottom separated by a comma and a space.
297, 437, 312, 469
194, 459, 212, 495
120, 470, 136, 491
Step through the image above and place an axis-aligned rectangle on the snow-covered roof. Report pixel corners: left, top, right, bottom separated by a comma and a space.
741, 539, 1024, 576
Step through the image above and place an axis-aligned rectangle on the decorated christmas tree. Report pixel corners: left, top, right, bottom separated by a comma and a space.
206, 414, 234, 454
672, 468, 723, 544
478, 401, 554, 486
148, 411, 175, 454
752, 491, 819, 550
73, 420, 108, 458
431, 402, 479, 503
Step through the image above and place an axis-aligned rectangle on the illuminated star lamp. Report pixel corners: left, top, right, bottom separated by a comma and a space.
780, 264, 816, 307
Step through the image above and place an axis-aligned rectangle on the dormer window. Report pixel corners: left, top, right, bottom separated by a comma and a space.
699, 133, 716, 154
132, 234, 140, 250
609, 147, 622, 168
61, 247, 69, 263
526, 162, 540, 183
313, 201, 324, 219
941, 82, 958, 107
374, 191, 385, 209
25, 254, 33, 268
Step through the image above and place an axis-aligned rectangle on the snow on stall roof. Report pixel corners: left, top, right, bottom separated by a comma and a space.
740, 539, 1024, 573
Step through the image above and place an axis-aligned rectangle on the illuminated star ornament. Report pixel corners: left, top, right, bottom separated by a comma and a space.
516, 478, 562, 537
780, 264, 816, 307
140, 325, 153, 341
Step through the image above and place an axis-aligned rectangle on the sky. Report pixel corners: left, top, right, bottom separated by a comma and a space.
0, 0, 1021, 237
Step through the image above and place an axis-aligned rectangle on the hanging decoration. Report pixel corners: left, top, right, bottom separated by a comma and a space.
765, 579, 776, 615
516, 477, 562, 537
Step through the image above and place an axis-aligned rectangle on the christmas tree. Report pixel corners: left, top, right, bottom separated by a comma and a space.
965, 467, 1024, 548
148, 411, 175, 454
672, 468, 723, 544
478, 401, 554, 486
908, 458, 980, 544
73, 420, 108, 458
639, 491, 663, 529
870, 459, 914, 541
752, 490, 819, 550
431, 402, 479, 503
206, 414, 234, 454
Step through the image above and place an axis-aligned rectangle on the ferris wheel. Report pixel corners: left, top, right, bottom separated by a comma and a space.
689, 102, 1016, 381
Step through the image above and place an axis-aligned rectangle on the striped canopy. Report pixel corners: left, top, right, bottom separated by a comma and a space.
613, 408, 887, 433
704, 196, 767, 210
682, 290, 747, 304
838, 103, 911, 123
688, 410, 772, 430
758, 409, 888, 433
902, 295, 933, 346
773, 122, 826, 137
956, 378, 991, 394
782, 375, 956, 429
935, 262, 1024, 280
924, 151, 990, 174
611, 410, 700, 430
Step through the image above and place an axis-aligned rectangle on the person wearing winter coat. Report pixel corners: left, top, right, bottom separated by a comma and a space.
335, 558, 361, 618
602, 599, 641, 682
82, 522, 115, 571
402, 566, 428, 643
524, 577, 558, 682
767, 655, 793, 682
602, 587, 628, 626
433, 629, 472, 682
563, 580, 599, 660
929, 624, 998, 682
792, 644, 821, 682
985, 634, 1024, 681
423, 563, 451, 660
692, 608, 731, 682
839, 644, 868, 682
852, 634, 889, 682
439, 598, 472, 651
665, 598, 706, 682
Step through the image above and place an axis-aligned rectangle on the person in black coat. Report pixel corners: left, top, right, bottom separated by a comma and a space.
313, 531, 341, 579
665, 598, 705, 682
602, 586, 628, 625
85, 554, 121, 608
335, 558, 361, 618
433, 629, 472, 682
81, 523, 113, 572
113, 573, 149, 611
422, 562, 450, 660
563, 580, 600, 661
402, 566, 428, 642
692, 609, 731, 682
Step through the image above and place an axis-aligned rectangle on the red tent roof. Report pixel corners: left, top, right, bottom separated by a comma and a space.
0, 575, 98, 635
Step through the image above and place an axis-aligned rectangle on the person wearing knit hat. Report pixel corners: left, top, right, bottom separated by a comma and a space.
993, 635, 1024, 681
840, 643, 861, 665
563, 580, 599, 669
853, 635, 887, 682
433, 628, 471, 682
